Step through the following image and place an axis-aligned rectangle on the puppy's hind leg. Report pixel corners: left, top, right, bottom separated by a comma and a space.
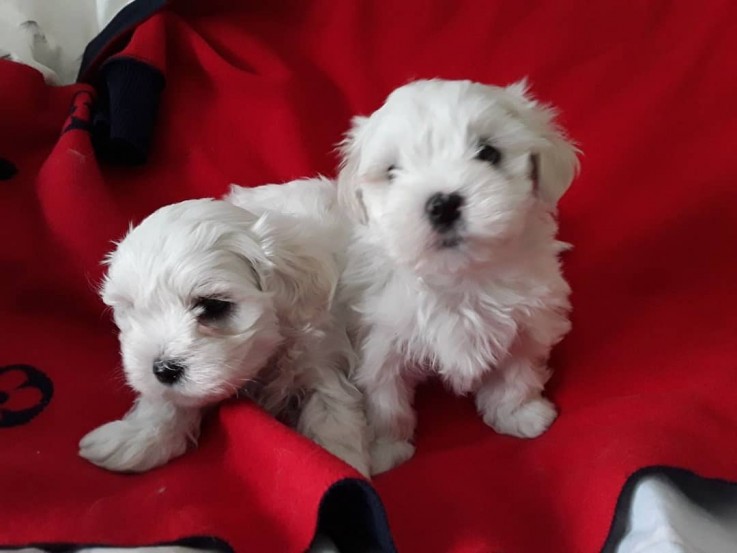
79, 395, 201, 472
298, 369, 371, 477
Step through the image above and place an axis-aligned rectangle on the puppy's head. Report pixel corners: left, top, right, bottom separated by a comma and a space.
338, 79, 579, 275
101, 199, 336, 407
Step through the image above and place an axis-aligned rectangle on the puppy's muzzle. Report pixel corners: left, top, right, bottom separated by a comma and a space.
425, 192, 464, 231
153, 359, 186, 385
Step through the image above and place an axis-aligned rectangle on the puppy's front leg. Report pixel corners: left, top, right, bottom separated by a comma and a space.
474, 333, 557, 439
79, 396, 201, 472
358, 333, 416, 475
299, 370, 371, 477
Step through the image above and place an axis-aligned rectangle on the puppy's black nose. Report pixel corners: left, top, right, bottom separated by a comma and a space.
152, 359, 185, 385
425, 192, 464, 230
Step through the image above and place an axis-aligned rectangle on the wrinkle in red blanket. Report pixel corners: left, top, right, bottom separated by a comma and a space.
2, 1, 737, 552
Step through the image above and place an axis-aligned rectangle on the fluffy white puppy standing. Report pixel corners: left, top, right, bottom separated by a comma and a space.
79, 178, 370, 476
338, 79, 579, 474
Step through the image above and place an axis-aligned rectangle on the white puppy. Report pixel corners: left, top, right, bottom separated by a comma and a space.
79, 178, 369, 476
338, 79, 579, 474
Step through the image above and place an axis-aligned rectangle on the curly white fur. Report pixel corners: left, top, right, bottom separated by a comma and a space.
337, 79, 579, 474
79, 178, 369, 476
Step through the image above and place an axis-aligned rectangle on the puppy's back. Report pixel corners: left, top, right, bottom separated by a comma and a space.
228, 177, 339, 222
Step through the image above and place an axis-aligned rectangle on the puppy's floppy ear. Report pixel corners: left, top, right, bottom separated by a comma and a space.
337, 115, 370, 224
504, 79, 580, 206
98, 223, 136, 306
234, 212, 340, 327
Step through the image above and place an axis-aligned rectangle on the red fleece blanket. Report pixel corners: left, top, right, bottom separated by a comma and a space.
2, 1, 737, 551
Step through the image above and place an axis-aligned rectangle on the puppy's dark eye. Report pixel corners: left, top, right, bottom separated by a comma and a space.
194, 298, 233, 321
476, 143, 502, 165
387, 164, 397, 181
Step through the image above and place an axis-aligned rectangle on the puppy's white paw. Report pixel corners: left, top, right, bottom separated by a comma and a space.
79, 419, 187, 472
370, 438, 415, 475
484, 397, 557, 439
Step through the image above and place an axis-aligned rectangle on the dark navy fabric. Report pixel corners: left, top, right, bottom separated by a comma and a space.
78, 0, 168, 82
312, 479, 398, 553
0, 158, 17, 180
91, 57, 165, 165
0, 536, 232, 552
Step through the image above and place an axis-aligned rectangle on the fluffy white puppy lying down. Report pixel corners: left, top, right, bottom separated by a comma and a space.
337, 79, 580, 474
79, 178, 370, 476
